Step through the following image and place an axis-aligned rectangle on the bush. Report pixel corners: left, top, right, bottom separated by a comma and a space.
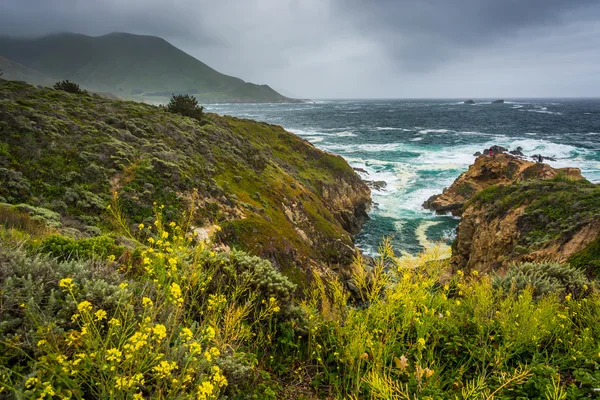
166, 94, 204, 121
53, 80, 87, 94
38, 234, 124, 261
492, 261, 593, 299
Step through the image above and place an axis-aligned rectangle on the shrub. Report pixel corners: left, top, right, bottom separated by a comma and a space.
492, 261, 593, 299
53, 80, 87, 94
38, 234, 124, 261
166, 94, 204, 121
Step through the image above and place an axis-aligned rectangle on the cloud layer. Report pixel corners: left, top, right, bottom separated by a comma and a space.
1, 0, 599, 98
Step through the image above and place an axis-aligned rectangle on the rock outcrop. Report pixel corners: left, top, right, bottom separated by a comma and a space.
423, 152, 583, 216
423, 152, 599, 275
492, 99, 505, 104
464, 99, 475, 104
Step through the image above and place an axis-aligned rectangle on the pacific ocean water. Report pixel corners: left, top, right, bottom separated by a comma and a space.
207, 99, 600, 256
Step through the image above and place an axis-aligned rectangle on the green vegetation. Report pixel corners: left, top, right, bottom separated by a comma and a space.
0, 33, 296, 103
53, 80, 87, 94
1, 206, 600, 398
166, 94, 204, 121
493, 261, 592, 300
1, 78, 599, 398
0, 79, 367, 284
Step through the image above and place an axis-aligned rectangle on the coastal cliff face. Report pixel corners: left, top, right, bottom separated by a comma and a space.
423, 153, 584, 216
424, 153, 600, 275
0, 79, 370, 285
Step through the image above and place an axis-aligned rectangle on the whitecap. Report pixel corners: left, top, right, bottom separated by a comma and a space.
410, 137, 424, 141
419, 129, 452, 134
375, 127, 412, 131
335, 131, 358, 137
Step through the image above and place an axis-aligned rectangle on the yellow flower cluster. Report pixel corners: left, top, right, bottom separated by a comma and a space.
114, 373, 145, 390
170, 282, 184, 305
77, 301, 93, 313
153, 360, 178, 379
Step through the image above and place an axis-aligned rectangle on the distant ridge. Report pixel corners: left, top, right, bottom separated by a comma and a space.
0, 32, 298, 103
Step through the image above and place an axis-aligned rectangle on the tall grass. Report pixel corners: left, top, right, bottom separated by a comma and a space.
1, 203, 599, 398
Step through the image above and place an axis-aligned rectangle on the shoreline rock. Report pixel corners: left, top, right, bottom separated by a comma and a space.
423, 151, 598, 275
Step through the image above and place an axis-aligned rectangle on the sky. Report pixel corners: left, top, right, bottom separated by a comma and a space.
1, 0, 600, 99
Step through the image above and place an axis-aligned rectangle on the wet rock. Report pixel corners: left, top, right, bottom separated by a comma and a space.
464, 99, 475, 104
492, 99, 505, 104
509, 146, 524, 157
365, 180, 387, 191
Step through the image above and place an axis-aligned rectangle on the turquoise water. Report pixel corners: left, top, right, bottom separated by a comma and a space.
207, 99, 600, 256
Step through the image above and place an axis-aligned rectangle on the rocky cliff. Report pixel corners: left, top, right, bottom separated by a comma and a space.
424, 152, 583, 216
0, 79, 370, 285
424, 152, 600, 275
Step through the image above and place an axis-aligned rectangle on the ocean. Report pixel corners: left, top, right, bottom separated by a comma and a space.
207, 99, 600, 256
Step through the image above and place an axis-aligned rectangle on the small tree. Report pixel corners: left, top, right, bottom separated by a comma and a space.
166, 94, 204, 121
53, 80, 87, 94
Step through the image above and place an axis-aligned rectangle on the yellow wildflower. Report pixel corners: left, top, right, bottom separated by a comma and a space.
142, 297, 153, 307
417, 338, 426, 348
153, 360, 178, 379
77, 301, 93, 313
109, 318, 121, 327
106, 348, 123, 363
153, 324, 167, 340
170, 282, 184, 305
204, 326, 216, 341
138, 223, 145, 230
95, 309, 107, 322
59, 278, 74, 290
24, 377, 39, 389
180, 327, 194, 341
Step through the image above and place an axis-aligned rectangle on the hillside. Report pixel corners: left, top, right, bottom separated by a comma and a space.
0, 33, 296, 103
0, 79, 369, 285
0, 56, 55, 87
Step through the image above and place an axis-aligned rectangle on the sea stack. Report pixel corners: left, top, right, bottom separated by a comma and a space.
491, 99, 504, 104
464, 99, 475, 104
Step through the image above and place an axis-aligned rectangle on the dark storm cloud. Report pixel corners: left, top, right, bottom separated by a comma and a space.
332, 0, 600, 70
1, 0, 600, 97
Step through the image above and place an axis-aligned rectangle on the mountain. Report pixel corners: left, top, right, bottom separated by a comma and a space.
0, 56, 55, 86
0, 32, 297, 103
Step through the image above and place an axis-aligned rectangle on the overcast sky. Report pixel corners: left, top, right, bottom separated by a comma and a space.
2, 0, 600, 98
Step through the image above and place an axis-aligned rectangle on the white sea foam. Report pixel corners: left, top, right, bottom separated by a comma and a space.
525, 109, 563, 116
304, 136, 324, 143
410, 137, 424, 141
419, 129, 452, 134
335, 131, 358, 137
375, 127, 412, 131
